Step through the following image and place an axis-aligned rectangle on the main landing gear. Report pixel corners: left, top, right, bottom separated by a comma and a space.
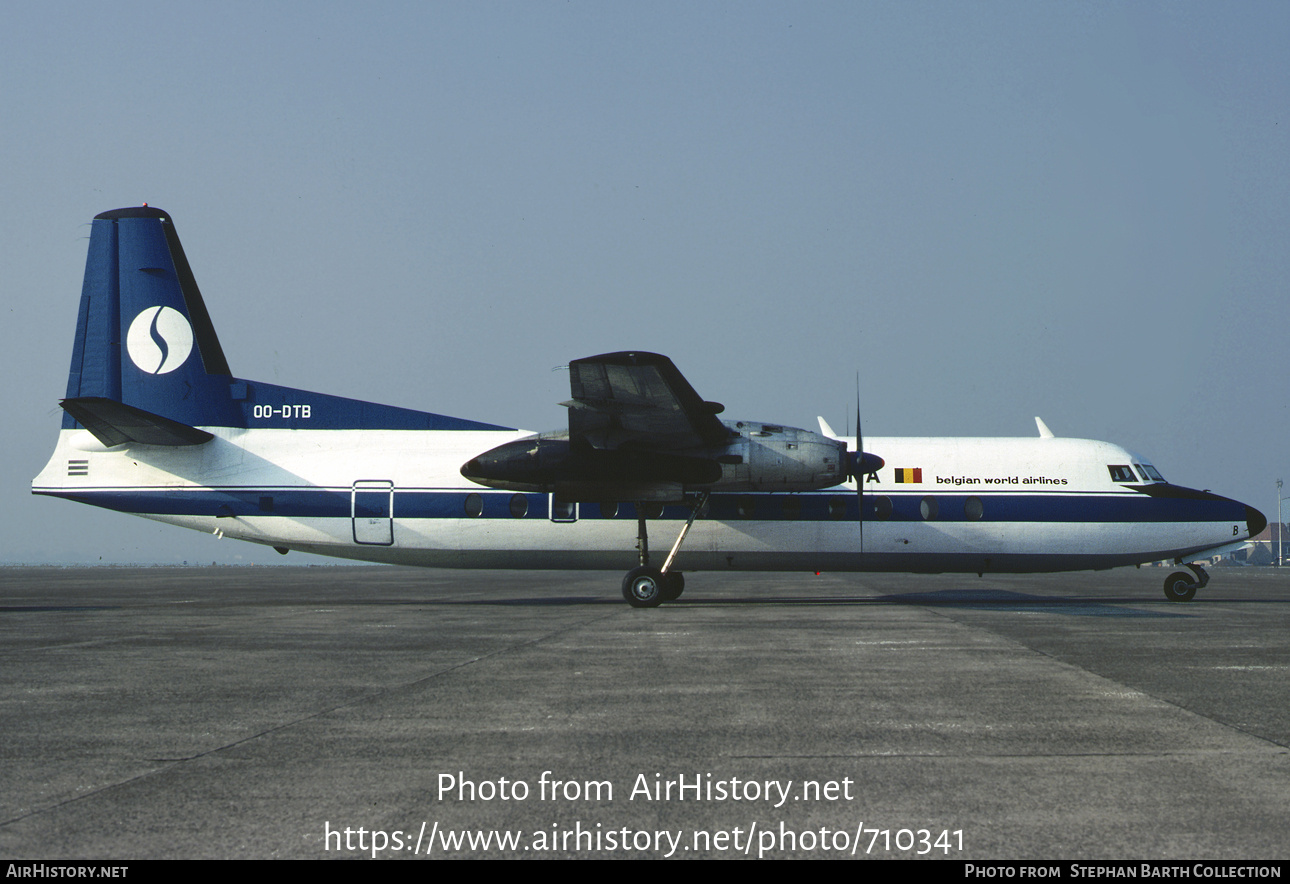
1162, 562, 1209, 603
621, 493, 707, 608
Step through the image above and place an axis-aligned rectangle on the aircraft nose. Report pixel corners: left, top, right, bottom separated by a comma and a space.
1246, 505, 1268, 538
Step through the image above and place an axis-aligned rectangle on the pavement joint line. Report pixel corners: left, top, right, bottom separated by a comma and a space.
913, 601, 1290, 753
0, 606, 626, 830
727, 750, 1290, 759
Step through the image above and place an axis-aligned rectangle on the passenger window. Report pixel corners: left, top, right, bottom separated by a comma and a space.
1108, 465, 1136, 483
964, 496, 984, 521
599, 501, 618, 519
873, 495, 893, 521
637, 502, 663, 520
920, 496, 939, 521
464, 493, 483, 518
780, 497, 802, 520
509, 494, 528, 518
828, 497, 847, 520
737, 496, 757, 518
550, 497, 576, 522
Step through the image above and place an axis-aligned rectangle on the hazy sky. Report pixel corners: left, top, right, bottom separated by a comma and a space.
4, 2, 1287, 564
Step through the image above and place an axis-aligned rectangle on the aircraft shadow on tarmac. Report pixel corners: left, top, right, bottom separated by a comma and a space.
423, 588, 1194, 617
868, 588, 1191, 618
0, 605, 122, 613
661, 589, 1191, 617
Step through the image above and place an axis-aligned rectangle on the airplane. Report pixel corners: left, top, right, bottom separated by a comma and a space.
33, 207, 1267, 607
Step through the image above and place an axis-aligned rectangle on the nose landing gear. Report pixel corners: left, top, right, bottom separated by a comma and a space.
1163, 562, 1209, 603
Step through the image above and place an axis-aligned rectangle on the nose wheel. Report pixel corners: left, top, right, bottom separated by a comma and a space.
1162, 563, 1209, 603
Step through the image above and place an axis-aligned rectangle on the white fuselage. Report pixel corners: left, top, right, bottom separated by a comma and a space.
32, 426, 1255, 574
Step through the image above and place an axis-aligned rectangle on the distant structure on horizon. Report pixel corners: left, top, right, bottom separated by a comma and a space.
1245, 523, 1288, 566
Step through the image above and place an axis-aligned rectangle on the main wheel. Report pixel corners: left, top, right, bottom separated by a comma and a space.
660, 570, 685, 601
622, 566, 665, 608
1163, 571, 1197, 603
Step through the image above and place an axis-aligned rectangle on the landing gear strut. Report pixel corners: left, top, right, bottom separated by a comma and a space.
1162, 562, 1209, 603
620, 493, 707, 608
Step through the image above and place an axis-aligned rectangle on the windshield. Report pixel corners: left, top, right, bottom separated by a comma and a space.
1109, 463, 1167, 484
1134, 463, 1166, 483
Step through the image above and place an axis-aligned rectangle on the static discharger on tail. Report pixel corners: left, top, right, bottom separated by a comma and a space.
33, 208, 1267, 606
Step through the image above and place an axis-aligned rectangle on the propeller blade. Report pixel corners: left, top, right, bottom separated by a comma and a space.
856, 375, 863, 552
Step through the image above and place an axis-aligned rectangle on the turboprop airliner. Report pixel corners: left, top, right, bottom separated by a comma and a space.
32, 207, 1267, 607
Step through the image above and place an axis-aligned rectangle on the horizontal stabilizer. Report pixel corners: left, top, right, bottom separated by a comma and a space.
60, 397, 214, 447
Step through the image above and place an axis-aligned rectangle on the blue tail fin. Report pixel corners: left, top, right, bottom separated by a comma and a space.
62, 207, 512, 434
63, 207, 241, 429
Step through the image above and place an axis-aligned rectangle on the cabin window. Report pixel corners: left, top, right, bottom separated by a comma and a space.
599, 501, 618, 519
737, 496, 758, 518
920, 496, 939, 521
509, 494, 528, 518
827, 497, 847, 520
464, 493, 483, 518
637, 502, 664, 520
551, 497, 576, 522
780, 496, 802, 520
964, 496, 984, 521
1108, 465, 1136, 483
873, 495, 893, 521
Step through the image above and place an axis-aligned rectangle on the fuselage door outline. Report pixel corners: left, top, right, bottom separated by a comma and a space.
352, 479, 394, 545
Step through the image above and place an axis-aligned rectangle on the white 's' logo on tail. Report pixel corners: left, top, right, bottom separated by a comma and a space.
126, 306, 194, 374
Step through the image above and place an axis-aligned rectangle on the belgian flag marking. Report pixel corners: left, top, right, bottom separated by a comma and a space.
895, 468, 923, 484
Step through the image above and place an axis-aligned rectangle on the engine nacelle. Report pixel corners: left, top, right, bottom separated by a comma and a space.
460, 433, 722, 501
713, 422, 847, 491
461, 421, 853, 500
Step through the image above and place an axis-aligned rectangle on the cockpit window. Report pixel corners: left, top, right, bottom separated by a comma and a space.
1108, 465, 1137, 483
1134, 463, 1166, 483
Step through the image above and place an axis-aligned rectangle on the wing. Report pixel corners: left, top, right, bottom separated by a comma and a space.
563, 352, 730, 451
